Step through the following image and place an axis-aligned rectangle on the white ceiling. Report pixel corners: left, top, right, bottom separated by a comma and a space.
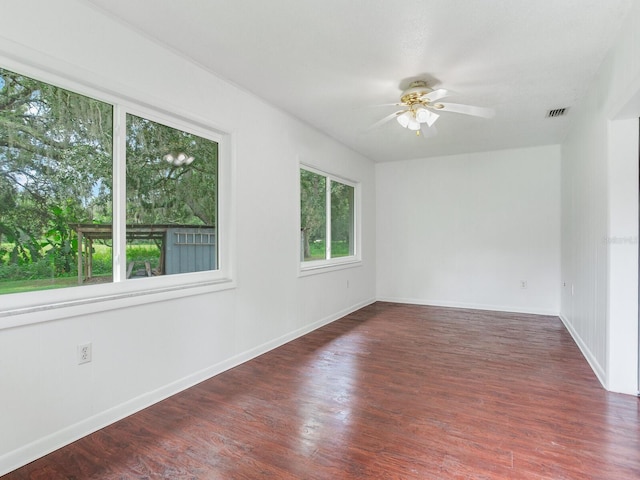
87, 0, 632, 162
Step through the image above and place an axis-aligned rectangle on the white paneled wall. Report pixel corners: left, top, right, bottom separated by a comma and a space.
561, 2, 640, 394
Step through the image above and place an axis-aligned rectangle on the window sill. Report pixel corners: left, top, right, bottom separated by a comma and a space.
298, 258, 362, 277
0, 276, 235, 330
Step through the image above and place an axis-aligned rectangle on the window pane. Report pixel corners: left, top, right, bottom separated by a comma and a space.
300, 169, 326, 261
330, 180, 354, 258
126, 114, 218, 277
0, 67, 113, 295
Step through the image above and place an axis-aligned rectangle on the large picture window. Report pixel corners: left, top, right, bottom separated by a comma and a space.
300, 166, 357, 267
0, 66, 222, 297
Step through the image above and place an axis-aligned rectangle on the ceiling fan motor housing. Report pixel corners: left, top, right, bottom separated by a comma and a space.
400, 81, 433, 106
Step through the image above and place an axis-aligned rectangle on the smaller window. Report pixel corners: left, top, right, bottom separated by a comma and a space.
300, 166, 358, 268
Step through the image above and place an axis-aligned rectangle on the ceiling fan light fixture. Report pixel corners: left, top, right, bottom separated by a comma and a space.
407, 117, 421, 131
397, 111, 412, 128
397, 111, 421, 130
415, 107, 439, 127
163, 152, 193, 166
414, 107, 429, 123
371, 77, 493, 137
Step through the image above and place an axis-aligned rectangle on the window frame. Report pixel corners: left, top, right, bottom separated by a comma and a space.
299, 164, 361, 274
0, 59, 235, 328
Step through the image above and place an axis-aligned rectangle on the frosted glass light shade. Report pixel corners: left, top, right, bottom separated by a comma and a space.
415, 107, 430, 123
416, 107, 439, 127
397, 111, 412, 128
407, 118, 421, 130
397, 111, 421, 130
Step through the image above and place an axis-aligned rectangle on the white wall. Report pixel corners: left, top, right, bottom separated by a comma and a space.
376, 145, 561, 315
0, 0, 376, 475
561, 2, 640, 394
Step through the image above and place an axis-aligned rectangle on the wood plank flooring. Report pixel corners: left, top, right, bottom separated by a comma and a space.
4, 302, 640, 479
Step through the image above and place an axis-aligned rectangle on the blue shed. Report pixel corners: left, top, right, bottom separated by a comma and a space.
165, 226, 217, 274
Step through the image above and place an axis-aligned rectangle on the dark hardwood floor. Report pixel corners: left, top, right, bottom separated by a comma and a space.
4, 302, 640, 479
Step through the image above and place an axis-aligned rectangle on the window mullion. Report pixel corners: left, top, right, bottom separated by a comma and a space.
326, 178, 332, 259
112, 106, 127, 282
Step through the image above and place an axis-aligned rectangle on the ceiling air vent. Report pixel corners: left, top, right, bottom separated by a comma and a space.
547, 108, 568, 118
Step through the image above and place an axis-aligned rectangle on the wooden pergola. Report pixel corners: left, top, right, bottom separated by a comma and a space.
71, 224, 171, 284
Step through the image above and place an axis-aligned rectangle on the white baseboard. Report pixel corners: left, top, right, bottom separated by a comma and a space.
376, 296, 560, 316
0, 297, 376, 476
558, 314, 607, 389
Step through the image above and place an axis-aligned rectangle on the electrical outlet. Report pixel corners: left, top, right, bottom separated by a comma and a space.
77, 343, 92, 365
520, 280, 527, 289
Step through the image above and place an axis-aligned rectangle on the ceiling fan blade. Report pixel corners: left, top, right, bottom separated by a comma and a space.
369, 102, 404, 107
366, 110, 405, 131
436, 102, 495, 118
422, 88, 449, 102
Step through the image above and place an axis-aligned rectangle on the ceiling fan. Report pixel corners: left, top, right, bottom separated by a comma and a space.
371, 80, 495, 136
